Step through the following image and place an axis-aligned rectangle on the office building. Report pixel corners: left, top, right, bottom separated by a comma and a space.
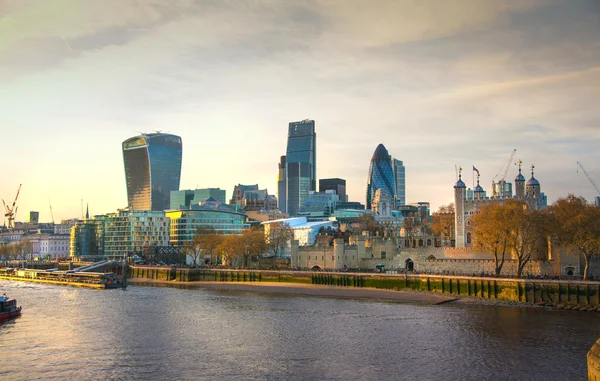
287, 161, 312, 217
285, 120, 316, 216
170, 188, 226, 209
298, 190, 340, 218
366, 144, 396, 210
277, 156, 287, 213
122, 132, 182, 211
70, 216, 105, 260
319, 178, 347, 202
167, 205, 249, 247
393, 159, 406, 207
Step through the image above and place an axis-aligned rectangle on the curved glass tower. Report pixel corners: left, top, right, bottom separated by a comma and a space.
366, 144, 396, 210
122, 133, 182, 211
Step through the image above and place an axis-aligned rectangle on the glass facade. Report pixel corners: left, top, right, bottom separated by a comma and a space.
103, 210, 170, 259
69, 216, 105, 260
319, 178, 347, 202
286, 120, 316, 216
287, 161, 311, 217
366, 144, 396, 210
167, 209, 249, 247
393, 159, 406, 207
123, 133, 182, 211
170, 188, 226, 210
277, 156, 287, 213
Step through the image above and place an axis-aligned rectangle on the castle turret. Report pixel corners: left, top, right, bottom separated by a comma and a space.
454, 168, 467, 248
473, 172, 485, 201
515, 161, 526, 198
526, 165, 541, 200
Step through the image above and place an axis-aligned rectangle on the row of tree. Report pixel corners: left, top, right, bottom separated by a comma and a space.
185, 223, 293, 268
470, 196, 600, 279
0, 240, 32, 260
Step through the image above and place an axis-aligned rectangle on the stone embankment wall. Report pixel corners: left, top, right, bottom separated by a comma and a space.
128, 266, 600, 308
590, 338, 600, 381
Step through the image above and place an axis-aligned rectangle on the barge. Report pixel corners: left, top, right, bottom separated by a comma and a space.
0, 268, 124, 290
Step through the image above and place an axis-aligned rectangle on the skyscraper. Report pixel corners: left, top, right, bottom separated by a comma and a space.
285, 120, 316, 216
366, 144, 396, 210
122, 132, 182, 211
277, 156, 287, 213
393, 159, 406, 207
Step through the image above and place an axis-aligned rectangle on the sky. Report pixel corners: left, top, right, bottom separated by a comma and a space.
1, 0, 599, 223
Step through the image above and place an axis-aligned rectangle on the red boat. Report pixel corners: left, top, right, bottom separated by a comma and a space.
0, 294, 21, 321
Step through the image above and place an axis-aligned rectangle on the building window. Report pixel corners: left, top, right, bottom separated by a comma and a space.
381, 251, 386, 259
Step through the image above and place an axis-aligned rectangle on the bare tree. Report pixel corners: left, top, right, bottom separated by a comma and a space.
186, 227, 223, 266
266, 222, 293, 257
431, 203, 455, 246
471, 203, 511, 276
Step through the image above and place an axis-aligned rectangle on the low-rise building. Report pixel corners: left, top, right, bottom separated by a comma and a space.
166, 202, 249, 247
29, 233, 70, 260
103, 210, 170, 260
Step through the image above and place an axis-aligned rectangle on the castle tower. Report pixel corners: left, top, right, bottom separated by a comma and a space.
526, 165, 541, 200
473, 172, 485, 201
515, 160, 526, 198
372, 188, 392, 217
454, 168, 467, 248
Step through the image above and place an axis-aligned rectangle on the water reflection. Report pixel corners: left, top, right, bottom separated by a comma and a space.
0, 281, 598, 381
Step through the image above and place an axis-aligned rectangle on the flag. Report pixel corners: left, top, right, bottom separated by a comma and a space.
473, 166, 480, 176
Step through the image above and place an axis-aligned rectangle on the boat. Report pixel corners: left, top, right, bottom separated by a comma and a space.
0, 294, 22, 321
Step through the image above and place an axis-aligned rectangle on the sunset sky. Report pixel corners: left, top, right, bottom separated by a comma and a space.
1, 0, 599, 222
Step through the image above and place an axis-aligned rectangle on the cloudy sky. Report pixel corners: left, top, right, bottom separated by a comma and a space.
1, 0, 599, 222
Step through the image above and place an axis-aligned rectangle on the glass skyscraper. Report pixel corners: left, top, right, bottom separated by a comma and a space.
366, 144, 396, 210
122, 132, 182, 211
285, 120, 316, 216
393, 159, 406, 207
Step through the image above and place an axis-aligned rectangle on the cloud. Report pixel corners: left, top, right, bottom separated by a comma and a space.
1, 0, 599, 219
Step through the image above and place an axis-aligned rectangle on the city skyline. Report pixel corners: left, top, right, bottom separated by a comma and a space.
1, 1, 599, 222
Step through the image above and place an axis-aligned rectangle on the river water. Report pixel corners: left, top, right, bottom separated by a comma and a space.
1, 281, 599, 381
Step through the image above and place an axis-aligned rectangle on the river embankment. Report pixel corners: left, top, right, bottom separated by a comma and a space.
127, 278, 459, 305
124, 266, 600, 311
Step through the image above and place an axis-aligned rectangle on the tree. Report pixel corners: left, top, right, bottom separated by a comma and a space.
471, 200, 545, 277
471, 202, 511, 276
266, 222, 293, 257
431, 203, 455, 246
402, 217, 417, 248
216, 235, 243, 266
505, 203, 546, 278
357, 213, 384, 237
239, 227, 267, 267
186, 227, 223, 266
549, 195, 600, 280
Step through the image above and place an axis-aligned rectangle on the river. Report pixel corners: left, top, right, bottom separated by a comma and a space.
1, 281, 599, 380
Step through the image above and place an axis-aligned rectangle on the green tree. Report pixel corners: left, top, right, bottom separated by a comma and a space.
549, 195, 600, 280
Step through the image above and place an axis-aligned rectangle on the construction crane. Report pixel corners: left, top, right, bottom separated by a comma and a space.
49, 199, 55, 225
2, 184, 22, 231
576, 162, 600, 204
491, 149, 517, 198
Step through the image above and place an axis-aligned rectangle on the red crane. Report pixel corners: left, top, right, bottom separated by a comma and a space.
2, 184, 22, 231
